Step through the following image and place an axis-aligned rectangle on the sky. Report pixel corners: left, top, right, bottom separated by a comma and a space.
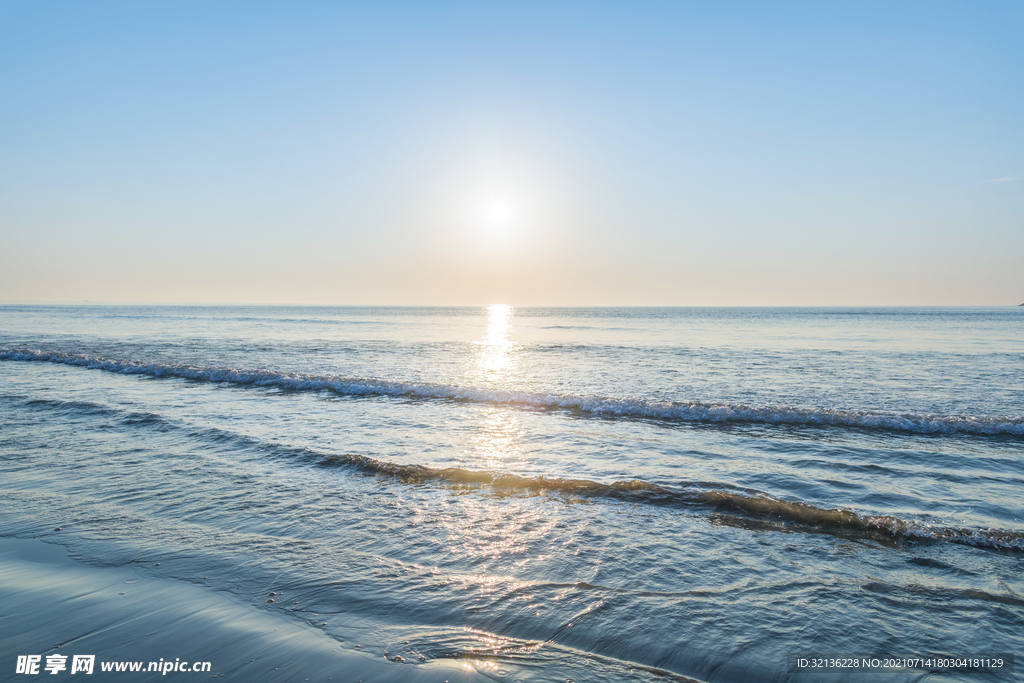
1, 1, 1021, 306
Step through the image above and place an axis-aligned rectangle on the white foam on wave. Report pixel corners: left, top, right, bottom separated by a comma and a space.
3, 347, 1023, 437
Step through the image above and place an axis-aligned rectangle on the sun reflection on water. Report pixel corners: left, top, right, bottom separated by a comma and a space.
471, 407, 524, 471
466, 305, 524, 472
440, 304, 542, 572
477, 303, 515, 378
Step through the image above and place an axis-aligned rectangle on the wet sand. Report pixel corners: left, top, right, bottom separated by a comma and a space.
0, 537, 483, 682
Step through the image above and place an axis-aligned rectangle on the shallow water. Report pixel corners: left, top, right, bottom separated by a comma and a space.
1, 305, 1022, 681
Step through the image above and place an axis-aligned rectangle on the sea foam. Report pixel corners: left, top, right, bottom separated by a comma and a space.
2, 347, 1022, 437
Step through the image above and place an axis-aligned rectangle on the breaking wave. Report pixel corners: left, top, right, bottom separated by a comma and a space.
2, 347, 1023, 437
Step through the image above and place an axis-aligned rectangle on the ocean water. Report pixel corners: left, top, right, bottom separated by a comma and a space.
1, 305, 1022, 681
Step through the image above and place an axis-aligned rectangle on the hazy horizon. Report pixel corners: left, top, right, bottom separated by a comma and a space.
2, 1, 1021, 306
2, 301, 1022, 309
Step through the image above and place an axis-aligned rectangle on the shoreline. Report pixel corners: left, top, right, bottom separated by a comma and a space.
0, 537, 481, 682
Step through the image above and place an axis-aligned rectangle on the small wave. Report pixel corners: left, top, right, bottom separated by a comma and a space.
7, 371, 1019, 552
16, 396, 170, 427
24, 397, 122, 417
313, 451, 1024, 551
2, 347, 1022, 437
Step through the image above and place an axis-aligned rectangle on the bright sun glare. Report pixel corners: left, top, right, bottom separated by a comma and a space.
481, 200, 513, 230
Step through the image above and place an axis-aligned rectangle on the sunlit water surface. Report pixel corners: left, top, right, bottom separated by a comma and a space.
1, 305, 1022, 682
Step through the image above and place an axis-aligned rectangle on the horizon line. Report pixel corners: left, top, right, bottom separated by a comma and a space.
2, 300, 1022, 308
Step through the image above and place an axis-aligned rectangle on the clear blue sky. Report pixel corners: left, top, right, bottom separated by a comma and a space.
1, 1, 1021, 305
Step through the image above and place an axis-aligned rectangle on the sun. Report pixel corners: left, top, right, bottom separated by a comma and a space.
481, 200, 513, 230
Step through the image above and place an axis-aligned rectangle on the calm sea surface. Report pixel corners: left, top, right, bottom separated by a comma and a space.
1, 305, 1022, 681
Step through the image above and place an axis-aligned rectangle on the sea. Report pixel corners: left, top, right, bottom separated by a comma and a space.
1, 305, 1022, 682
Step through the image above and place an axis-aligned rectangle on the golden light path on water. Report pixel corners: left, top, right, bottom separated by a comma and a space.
477, 304, 515, 377
434, 304, 566, 676
407, 305, 614, 677
469, 304, 525, 472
